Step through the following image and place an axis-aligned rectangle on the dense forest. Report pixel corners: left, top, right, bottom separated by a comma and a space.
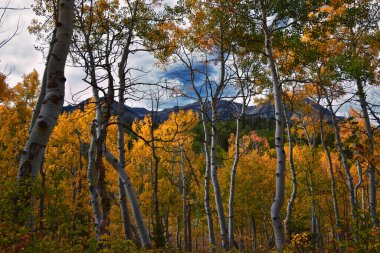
0, 0, 380, 252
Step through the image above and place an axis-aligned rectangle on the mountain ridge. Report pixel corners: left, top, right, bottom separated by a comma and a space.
62, 98, 338, 123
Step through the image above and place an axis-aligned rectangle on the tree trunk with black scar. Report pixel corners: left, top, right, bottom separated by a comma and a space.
17, 0, 74, 178
262, 12, 286, 251
17, 0, 74, 227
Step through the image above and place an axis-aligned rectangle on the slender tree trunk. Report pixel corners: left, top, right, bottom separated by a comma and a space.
201, 109, 216, 250
116, 2, 139, 241
228, 101, 246, 248
326, 95, 357, 230
117, 50, 132, 242
118, 178, 134, 240
355, 161, 363, 210
96, 128, 110, 237
103, 147, 151, 248
149, 103, 165, 247
262, 16, 286, 251
181, 147, 188, 252
356, 79, 378, 227
319, 109, 343, 249
362, 186, 366, 225
283, 103, 296, 240
84, 19, 105, 240
210, 99, 229, 250
88, 121, 103, 239
117, 109, 134, 242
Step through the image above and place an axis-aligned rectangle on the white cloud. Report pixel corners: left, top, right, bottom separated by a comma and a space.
0, 0, 44, 84
0, 0, 190, 108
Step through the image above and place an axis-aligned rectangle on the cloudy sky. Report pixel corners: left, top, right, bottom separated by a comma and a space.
0, 0, 181, 108
2, 0, 373, 117
0, 0, 44, 83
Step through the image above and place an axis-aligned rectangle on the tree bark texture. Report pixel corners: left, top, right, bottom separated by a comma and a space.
210, 99, 229, 250
103, 148, 151, 248
356, 79, 378, 227
283, 103, 296, 240
18, 0, 74, 180
88, 121, 102, 238
201, 109, 216, 250
228, 101, 246, 248
263, 20, 286, 251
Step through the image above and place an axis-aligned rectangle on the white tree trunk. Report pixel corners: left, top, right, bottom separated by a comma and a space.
18, 0, 74, 179
283, 103, 296, 240
356, 79, 378, 227
201, 109, 216, 250
29, 29, 56, 134
210, 99, 229, 250
228, 101, 246, 248
87, 45, 105, 240
103, 148, 151, 248
88, 121, 103, 238
263, 23, 286, 252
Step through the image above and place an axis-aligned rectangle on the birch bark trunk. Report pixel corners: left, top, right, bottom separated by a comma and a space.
18, 0, 74, 180
262, 15, 286, 252
103, 148, 151, 248
118, 177, 134, 241
356, 79, 378, 227
29, 28, 56, 135
88, 121, 102, 238
210, 98, 229, 250
201, 109, 216, 250
228, 100, 246, 248
283, 102, 296, 240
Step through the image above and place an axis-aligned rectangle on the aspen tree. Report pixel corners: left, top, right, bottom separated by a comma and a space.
18, 0, 74, 181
